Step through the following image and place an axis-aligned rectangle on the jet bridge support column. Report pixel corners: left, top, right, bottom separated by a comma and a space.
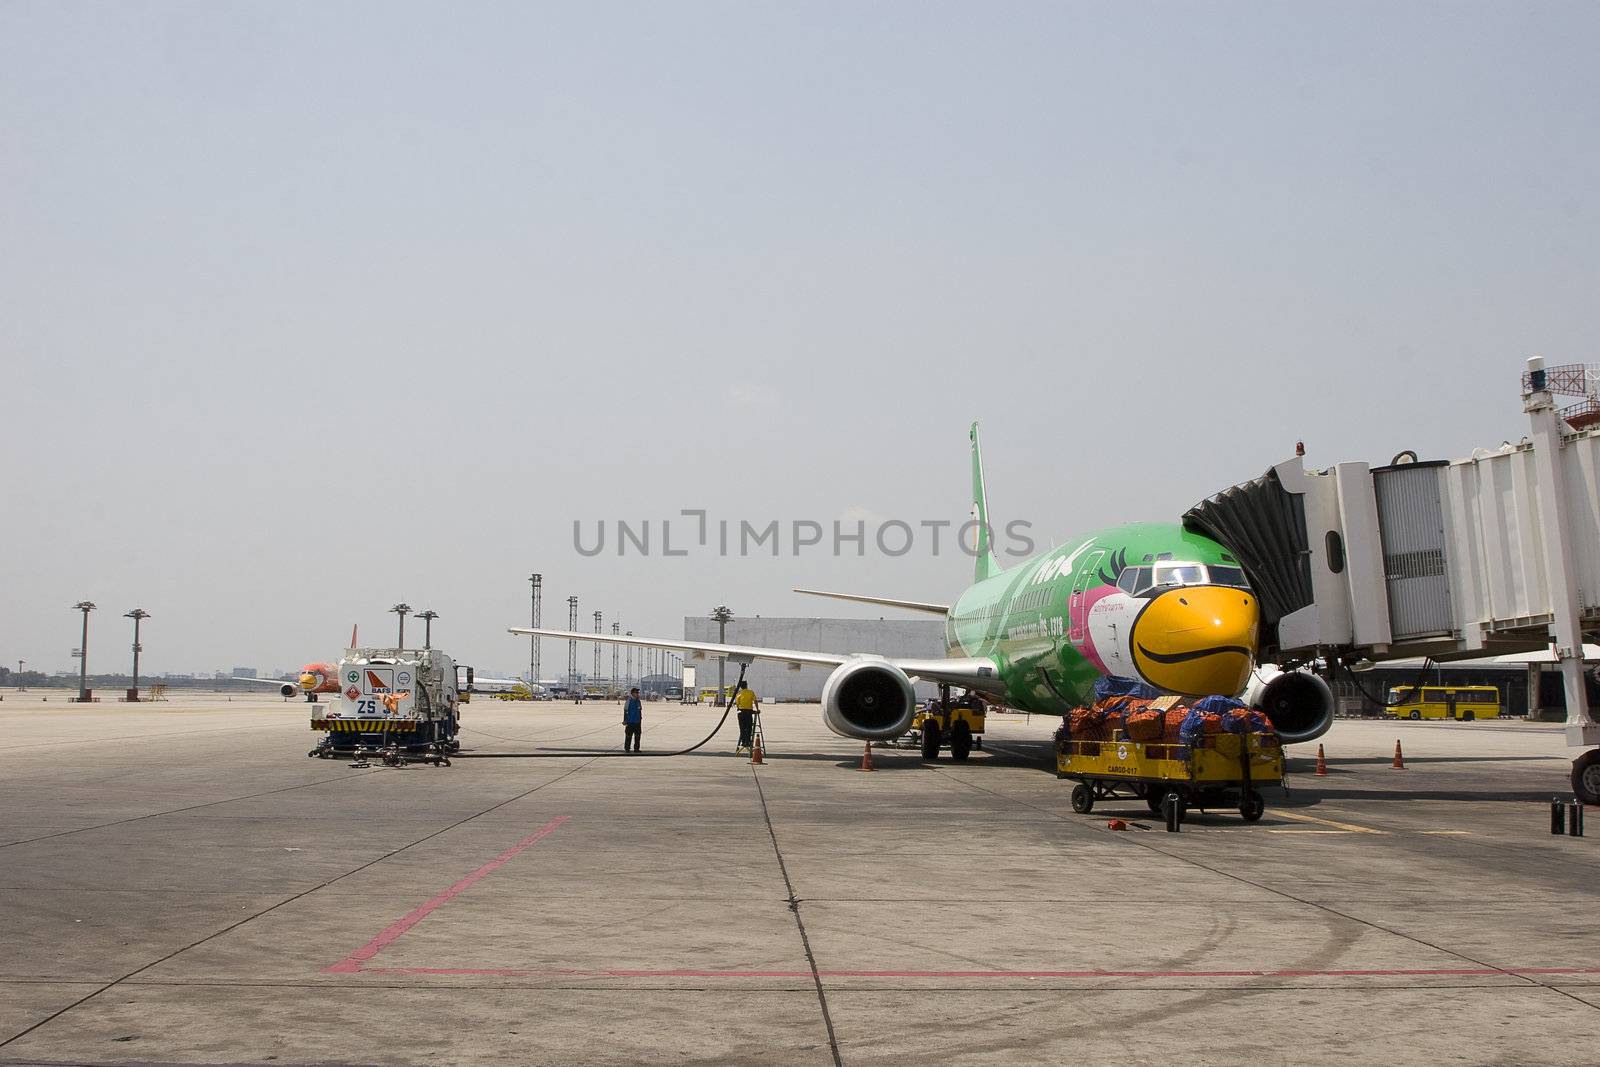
1523, 358, 1598, 750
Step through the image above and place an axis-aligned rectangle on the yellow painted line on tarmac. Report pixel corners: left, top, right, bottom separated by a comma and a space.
1272, 810, 1387, 835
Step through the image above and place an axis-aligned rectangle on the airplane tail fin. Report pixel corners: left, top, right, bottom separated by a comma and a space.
970, 422, 1002, 582
349, 624, 358, 650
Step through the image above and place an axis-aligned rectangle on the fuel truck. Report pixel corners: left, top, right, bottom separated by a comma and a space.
307, 647, 468, 765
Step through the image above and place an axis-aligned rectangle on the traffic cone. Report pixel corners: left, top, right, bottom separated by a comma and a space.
859, 741, 875, 772
1392, 740, 1405, 770
749, 735, 764, 765
1315, 744, 1328, 776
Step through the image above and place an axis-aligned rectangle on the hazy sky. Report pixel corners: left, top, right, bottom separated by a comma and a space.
3, 2, 1597, 678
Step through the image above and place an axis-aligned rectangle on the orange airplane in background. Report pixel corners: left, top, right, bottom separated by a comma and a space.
238, 626, 356, 702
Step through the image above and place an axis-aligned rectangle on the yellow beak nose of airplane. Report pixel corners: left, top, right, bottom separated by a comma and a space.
298, 674, 318, 691
1131, 586, 1259, 697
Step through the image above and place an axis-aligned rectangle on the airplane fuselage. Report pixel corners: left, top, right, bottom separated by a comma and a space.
945, 522, 1259, 714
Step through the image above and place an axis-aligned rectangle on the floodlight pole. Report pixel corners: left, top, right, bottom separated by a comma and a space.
529, 574, 542, 684
567, 596, 579, 702
710, 606, 733, 706
72, 601, 95, 701
124, 608, 149, 700
391, 603, 411, 649
417, 610, 438, 649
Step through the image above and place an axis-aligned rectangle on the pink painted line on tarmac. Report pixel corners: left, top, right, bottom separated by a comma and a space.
323, 816, 569, 974
351, 963, 1600, 980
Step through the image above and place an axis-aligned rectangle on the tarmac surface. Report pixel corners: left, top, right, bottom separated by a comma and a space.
1, 689, 1596, 1066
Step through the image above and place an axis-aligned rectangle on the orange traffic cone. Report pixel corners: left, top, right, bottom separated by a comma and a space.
749, 735, 764, 765
1315, 744, 1328, 776
859, 741, 875, 772
1392, 740, 1405, 770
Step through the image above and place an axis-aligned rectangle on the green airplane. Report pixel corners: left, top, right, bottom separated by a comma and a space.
510, 424, 1334, 748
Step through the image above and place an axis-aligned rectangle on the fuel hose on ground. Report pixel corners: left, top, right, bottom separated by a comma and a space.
455, 702, 735, 759
454, 663, 746, 759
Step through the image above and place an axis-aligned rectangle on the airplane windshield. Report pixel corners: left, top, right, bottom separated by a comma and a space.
1154, 564, 1206, 588
1206, 565, 1251, 589
1119, 562, 1252, 596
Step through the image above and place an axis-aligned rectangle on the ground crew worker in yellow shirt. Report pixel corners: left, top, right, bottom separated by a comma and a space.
734, 683, 760, 754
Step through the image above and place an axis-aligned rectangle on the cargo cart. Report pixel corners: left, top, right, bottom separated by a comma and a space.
1056, 733, 1285, 822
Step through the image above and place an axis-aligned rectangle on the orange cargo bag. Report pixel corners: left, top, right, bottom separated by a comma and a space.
1125, 709, 1162, 741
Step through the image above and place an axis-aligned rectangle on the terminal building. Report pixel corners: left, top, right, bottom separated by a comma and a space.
681, 616, 945, 701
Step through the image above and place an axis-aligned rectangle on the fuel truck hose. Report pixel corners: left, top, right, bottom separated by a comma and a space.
453, 703, 736, 758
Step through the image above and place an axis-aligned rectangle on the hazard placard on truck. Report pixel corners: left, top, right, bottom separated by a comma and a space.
342, 664, 417, 717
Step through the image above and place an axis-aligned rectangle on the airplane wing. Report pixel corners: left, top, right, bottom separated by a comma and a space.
506, 627, 1006, 697
792, 588, 950, 615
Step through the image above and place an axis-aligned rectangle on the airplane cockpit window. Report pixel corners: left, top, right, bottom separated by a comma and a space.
1117, 566, 1155, 595
1154, 564, 1206, 588
1121, 562, 1250, 596
1206, 565, 1251, 589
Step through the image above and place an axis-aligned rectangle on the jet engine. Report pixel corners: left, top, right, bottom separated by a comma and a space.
820, 659, 917, 741
1244, 667, 1336, 744
277, 683, 297, 698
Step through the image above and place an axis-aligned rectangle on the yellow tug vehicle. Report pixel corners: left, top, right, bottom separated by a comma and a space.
1056, 684, 1285, 823
913, 687, 987, 761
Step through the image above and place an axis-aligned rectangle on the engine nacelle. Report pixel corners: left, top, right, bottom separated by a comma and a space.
1245, 667, 1335, 744
820, 659, 916, 741
278, 683, 297, 698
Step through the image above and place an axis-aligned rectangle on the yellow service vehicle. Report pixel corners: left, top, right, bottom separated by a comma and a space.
914, 689, 986, 761
1386, 685, 1501, 721
1057, 733, 1285, 822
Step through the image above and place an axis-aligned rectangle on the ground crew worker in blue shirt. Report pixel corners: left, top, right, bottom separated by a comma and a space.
622, 687, 643, 752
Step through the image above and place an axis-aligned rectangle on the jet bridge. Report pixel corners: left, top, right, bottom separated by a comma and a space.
1185, 359, 1600, 800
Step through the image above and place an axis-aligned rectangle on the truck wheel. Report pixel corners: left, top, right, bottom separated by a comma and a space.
950, 723, 973, 761
1146, 792, 1164, 815
1409, 711, 1421, 720
1573, 750, 1600, 805
1071, 783, 1094, 814
1240, 790, 1265, 822
920, 723, 941, 760
1462, 710, 1475, 722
